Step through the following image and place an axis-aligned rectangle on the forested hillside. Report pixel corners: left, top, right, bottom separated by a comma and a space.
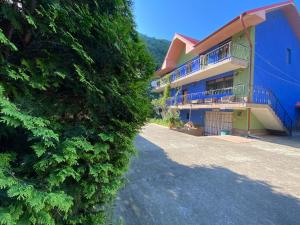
140, 34, 170, 68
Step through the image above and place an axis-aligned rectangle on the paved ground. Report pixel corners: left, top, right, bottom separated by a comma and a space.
114, 124, 300, 225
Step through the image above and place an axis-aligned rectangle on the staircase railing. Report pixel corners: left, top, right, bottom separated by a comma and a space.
252, 87, 293, 135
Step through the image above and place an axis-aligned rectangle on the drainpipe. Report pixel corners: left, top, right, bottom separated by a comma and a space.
189, 105, 192, 122
240, 13, 253, 136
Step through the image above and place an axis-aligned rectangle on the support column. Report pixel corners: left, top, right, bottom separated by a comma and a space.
247, 108, 251, 136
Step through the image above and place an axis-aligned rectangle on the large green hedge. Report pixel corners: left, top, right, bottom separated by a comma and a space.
0, 0, 154, 224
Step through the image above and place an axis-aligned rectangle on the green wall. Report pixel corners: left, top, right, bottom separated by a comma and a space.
176, 49, 197, 67
232, 27, 255, 99
233, 110, 265, 130
232, 28, 265, 132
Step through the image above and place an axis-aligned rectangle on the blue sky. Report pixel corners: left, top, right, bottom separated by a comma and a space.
134, 0, 300, 40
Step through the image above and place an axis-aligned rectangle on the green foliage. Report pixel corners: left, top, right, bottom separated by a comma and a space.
151, 75, 171, 119
162, 83, 171, 102
139, 34, 170, 68
140, 34, 170, 103
149, 112, 182, 128
148, 118, 169, 127
0, 0, 154, 224
151, 83, 170, 109
150, 78, 182, 128
164, 111, 183, 128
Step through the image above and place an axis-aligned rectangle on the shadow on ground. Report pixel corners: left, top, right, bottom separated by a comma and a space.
114, 135, 300, 225
257, 133, 300, 149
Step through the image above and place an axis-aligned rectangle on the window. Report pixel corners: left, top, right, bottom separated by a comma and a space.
182, 90, 188, 104
186, 112, 190, 120
287, 48, 292, 64
186, 62, 192, 74
206, 76, 233, 95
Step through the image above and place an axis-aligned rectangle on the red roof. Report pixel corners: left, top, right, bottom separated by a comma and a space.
176, 33, 199, 45
175, 1, 295, 49
194, 0, 294, 47
246, 0, 294, 14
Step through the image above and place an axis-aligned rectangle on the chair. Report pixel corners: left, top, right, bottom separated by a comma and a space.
221, 95, 236, 103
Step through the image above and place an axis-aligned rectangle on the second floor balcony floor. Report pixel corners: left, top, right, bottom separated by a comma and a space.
152, 41, 249, 92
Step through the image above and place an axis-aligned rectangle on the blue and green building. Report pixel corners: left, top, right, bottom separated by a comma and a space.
152, 1, 300, 136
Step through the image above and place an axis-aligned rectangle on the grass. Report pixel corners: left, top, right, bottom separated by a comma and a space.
148, 118, 169, 127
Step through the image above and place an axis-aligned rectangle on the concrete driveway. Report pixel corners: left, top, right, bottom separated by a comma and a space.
114, 124, 300, 225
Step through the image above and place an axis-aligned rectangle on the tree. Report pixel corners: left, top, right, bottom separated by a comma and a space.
0, 0, 154, 224
152, 83, 170, 118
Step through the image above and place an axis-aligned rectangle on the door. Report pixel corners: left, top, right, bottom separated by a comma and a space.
182, 90, 188, 105
205, 111, 233, 135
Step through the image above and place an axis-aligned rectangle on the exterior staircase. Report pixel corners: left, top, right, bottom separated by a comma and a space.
252, 87, 293, 135
251, 106, 288, 132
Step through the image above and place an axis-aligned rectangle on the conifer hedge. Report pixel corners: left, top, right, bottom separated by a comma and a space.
0, 0, 154, 224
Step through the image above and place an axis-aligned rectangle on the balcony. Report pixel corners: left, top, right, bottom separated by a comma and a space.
166, 85, 247, 109
152, 41, 249, 92
165, 86, 293, 134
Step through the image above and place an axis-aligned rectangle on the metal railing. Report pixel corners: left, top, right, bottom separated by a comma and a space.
166, 85, 246, 106
153, 76, 169, 88
152, 41, 249, 89
252, 87, 293, 134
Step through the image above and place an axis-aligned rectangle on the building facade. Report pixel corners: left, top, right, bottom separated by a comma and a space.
152, 1, 300, 136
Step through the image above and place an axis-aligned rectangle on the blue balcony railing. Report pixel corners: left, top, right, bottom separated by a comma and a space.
152, 41, 249, 90
166, 85, 246, 106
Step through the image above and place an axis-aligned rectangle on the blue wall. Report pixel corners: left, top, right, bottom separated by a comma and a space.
254, 10, 300, 125
179, 109, 233, 127
179, 109, 206, 126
